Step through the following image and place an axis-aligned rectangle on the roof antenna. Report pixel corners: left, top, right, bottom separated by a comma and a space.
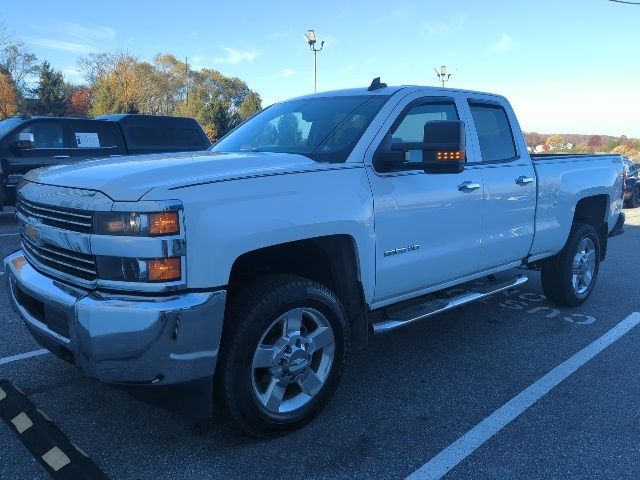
367, 77, 387, 91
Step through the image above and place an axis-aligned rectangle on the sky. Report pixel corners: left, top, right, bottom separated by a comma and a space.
2, 0, 640, 137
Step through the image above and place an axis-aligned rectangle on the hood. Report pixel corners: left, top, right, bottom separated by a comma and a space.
24, 151, 322, 201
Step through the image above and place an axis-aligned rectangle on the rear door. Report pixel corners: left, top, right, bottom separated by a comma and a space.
67, 120, 126, 161
465, 98, 536, 270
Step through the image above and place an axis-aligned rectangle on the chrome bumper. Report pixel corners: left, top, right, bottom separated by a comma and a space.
4, 251, 226, 385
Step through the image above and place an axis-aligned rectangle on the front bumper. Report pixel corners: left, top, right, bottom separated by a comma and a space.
4, 250, 226, 385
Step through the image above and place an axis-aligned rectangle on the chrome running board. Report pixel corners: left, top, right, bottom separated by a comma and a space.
371, 274, 529, 334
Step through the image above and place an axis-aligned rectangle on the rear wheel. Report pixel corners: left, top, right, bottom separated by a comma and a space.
541, 223, 600, 307
216, 275, 349, 437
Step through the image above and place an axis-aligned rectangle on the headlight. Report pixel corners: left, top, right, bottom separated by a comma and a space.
93, 211, 180, 236
96, 256, 181, 282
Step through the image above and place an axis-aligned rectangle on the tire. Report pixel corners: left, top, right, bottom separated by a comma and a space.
216, 274, 350, 437
541, 223, 600, 307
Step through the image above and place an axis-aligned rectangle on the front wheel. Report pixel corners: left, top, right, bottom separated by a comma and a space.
541, 223, 601, 307
216, 275, 350, 437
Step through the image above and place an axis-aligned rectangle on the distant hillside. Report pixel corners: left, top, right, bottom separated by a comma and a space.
523, 132, 640, 159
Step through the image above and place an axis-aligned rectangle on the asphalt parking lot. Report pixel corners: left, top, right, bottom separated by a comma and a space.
1, 208, 639, 480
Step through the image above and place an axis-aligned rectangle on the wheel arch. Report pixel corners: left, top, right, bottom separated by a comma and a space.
227, 235, 369, 347
572, 194, 609, 260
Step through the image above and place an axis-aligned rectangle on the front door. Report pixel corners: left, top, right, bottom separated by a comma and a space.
367, 96, 484, 304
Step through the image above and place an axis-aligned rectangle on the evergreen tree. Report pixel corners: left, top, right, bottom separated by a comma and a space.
239, 90, 262, 120
33, 61, 68, 116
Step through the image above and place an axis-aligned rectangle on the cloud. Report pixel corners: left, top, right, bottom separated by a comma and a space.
214, 47, 257, 64
340, 64, 355, 74
489, 34, 519, 53
423, 21, 449, 35
25, 22, 116, 54
266, 68, 297, 80
25, 38, 94, 53
390, 9, 410, 19
62, 67, 83, 82
30, 22, 116, 41
266, 30, 291, 40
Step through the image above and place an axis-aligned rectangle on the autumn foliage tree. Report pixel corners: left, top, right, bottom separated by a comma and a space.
66, 86, 94, 116
78, 52, 261, 139
0, 69, 18, 119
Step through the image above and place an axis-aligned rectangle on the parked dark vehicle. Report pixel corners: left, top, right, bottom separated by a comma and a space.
623, 156, 639, 208
0, 114, 211, 209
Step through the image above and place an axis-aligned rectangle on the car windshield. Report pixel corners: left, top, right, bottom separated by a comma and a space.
210, 95, 389, 163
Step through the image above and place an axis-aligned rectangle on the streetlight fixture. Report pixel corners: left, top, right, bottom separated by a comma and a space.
304, 29, 332, 92
434, 65, 452, 87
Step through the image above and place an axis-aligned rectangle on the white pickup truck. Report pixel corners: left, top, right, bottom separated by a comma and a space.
4, 80, 626, 436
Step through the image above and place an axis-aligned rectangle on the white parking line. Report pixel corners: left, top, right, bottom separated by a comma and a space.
0, 232, 19, 237
0, 349, 49, 366
407, 312, 640, 480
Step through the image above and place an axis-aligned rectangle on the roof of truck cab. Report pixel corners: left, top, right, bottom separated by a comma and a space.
284, 85, 507, 103
96, 114, 201, 124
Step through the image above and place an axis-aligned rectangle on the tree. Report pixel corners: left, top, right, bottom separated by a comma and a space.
67, 86, 94, 116
547, 134, 565, 148
33, 61, 68, 116
0, 69, 18, 119
239, 90, 262, 120
587, 135, 602, 148
524, 132, 545, 148
0, 43, 38, 96
202, 98, 231, 140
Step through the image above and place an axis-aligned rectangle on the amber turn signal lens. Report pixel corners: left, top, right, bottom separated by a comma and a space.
149, 212, 180, 235
435, 151, 465, 161
147, 258, 181, 282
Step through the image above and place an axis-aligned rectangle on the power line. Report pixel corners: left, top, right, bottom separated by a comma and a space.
609, 0, 640, 4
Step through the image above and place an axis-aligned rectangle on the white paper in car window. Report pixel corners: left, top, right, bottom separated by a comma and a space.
75, 132, 100, 148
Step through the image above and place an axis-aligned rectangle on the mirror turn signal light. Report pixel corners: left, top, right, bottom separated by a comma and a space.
435, 151, 465, 161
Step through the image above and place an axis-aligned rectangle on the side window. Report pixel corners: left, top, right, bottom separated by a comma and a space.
173, 128, 205, 148
390, 101, 459, 164
468, 102, 517, 162
19, 122, 65, 148
71, 121, 121, 149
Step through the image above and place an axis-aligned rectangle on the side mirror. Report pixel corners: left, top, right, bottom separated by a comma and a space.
15, 132, 35, 150
373, 120, 466, 174
421, 120, 466, 174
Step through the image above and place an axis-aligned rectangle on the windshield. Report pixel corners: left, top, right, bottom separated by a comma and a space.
0, 118, 23, 138
211, 95, 389, 162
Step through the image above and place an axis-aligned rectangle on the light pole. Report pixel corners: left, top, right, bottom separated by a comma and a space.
434, 65, 452, 87
304, 29, 331, 92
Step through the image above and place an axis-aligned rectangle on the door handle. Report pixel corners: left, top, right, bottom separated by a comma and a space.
515, 176, 534, 186
458, 181, 481, 192
53, 155, 70, 159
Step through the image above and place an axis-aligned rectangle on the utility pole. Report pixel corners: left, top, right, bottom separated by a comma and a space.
434, 65, 452, 87
185, 57, 189, 107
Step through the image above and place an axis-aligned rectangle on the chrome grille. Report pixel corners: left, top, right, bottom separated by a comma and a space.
21, 233, 97, 281
16, 196, 93, 234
